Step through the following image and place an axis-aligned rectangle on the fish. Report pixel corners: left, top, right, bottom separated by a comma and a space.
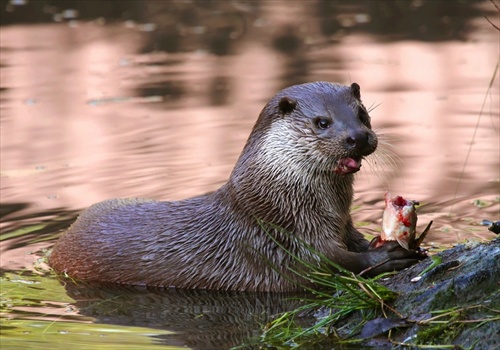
372, 193, 432, 250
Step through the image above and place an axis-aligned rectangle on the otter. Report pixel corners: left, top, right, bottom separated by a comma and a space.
49, 82, 424, 292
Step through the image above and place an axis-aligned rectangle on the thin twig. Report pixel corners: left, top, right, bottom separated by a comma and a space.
358, 258, 391, 276
450, 61, 499, 214
484, 15, 500, 31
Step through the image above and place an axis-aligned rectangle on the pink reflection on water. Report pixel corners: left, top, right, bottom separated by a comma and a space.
0, 15, 498, 255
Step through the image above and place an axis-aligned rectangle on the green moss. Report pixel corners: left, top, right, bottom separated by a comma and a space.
415, 310, 464, 344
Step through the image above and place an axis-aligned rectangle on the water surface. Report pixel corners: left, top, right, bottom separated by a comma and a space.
1, 1, 499, 349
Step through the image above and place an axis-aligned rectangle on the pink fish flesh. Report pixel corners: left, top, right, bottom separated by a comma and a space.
381, 193, 418, 250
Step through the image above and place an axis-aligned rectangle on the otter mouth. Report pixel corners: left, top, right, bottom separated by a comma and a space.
334, 157, 362, 175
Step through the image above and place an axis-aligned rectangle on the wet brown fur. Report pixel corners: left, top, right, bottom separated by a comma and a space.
49, 82, 421, 292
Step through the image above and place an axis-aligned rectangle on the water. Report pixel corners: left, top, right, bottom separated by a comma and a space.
1, 1, 499, 349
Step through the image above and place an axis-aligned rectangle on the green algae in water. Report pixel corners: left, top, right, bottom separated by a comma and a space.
0, 224, 48, 242
1, 319, 179, 350
1, 273, 74, 310
1, 273, 181, 350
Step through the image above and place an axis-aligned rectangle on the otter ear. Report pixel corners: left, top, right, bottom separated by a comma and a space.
278, 97, 297, 115
350, 82, 361, 100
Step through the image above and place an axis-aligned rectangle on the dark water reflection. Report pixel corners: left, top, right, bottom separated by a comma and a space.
1, 0, 499, 349
63, 282, 306, 350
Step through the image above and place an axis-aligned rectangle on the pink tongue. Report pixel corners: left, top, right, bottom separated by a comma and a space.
335, 158, 361, 174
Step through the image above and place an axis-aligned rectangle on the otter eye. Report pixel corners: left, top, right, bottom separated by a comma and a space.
315, 117, 331, 130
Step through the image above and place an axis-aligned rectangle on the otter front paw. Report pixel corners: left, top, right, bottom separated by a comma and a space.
360, 241, 427, 277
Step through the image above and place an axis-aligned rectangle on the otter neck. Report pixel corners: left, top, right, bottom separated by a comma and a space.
225, 150, 355, 236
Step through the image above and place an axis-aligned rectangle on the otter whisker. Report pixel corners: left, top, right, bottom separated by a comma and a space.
365, 130, 401, 188
367, 101, 382, 113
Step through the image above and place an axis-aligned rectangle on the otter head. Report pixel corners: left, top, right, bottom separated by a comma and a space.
250, 81, 377, 176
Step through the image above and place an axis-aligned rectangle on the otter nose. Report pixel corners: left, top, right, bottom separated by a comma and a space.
345, 130, 369, 151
